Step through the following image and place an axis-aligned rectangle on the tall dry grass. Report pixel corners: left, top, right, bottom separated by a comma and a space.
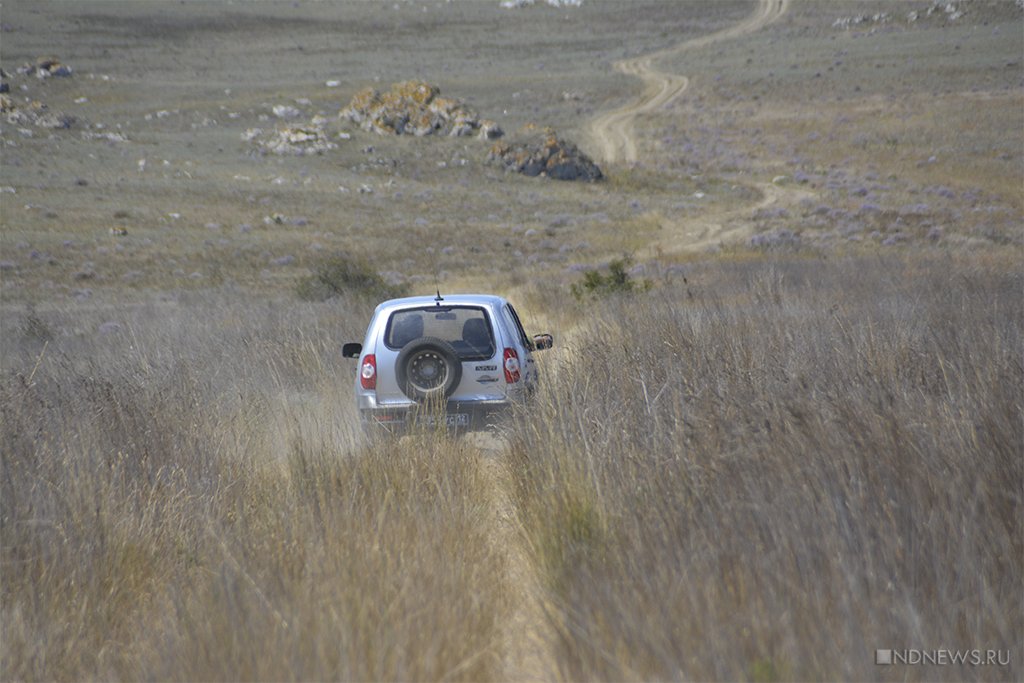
2, 252, 1020, 682
508, 252, 1022, 681
1, 295, 509, 681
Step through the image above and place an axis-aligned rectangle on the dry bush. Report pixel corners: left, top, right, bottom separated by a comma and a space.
507, 253, 1022, 681
0, 296, 508, 682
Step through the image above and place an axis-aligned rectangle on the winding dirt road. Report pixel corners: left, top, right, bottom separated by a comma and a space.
586, 0, 789, 165
490, 5, 799, 677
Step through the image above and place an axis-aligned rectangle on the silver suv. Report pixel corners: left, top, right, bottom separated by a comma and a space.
342, 293, 553, 432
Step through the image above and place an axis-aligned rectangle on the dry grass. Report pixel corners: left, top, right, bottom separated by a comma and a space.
3, 252, 1019, 681
507, 252, 1022, 682
1, 297, 509, 681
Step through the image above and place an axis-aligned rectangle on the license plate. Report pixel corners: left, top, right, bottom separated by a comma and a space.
420, 413, 469, 427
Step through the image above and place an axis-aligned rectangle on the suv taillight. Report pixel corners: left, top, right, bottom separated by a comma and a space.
503, 348, 521, 384
360, 354, 377, 390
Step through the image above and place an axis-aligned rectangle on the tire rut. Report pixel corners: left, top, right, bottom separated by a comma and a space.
471, 433, 559, 682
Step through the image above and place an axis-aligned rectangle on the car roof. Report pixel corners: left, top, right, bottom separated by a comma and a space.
374, 294, 508, 314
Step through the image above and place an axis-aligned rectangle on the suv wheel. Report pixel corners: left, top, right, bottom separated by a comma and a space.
395, 337, 463, 402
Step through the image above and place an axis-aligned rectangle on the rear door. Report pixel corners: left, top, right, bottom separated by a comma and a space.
374, 305, 506, 404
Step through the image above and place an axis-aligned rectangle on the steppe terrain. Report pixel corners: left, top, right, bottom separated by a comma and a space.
1, 1, 1021, 681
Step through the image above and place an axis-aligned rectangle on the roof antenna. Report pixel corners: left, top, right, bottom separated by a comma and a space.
431, 252, 443, 305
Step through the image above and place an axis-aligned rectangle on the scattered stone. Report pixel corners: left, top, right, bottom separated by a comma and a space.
81, 131, 128, 142
17, 57, 73, 79
3, 95, 75, 129
37, 111, 75, 129
478, 119, 504, 140
248, 122, 338, 156
501, 0, 583, 7
272, 104, 301, 119
832, 13, 889, 29
488, 126, 602, 181
341, 80, 500, 139
97, 321, 122, 335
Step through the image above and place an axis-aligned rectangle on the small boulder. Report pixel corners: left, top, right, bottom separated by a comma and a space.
488, 127, 602, 182
247, 122, 338, 156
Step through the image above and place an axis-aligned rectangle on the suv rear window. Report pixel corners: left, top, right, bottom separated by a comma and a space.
385, 306, 496, 360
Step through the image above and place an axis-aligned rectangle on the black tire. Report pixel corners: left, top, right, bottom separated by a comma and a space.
395, 337, 462, 402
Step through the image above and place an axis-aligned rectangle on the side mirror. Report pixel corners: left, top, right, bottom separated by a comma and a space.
342, 342, 362, 358
533, 333, 553, 351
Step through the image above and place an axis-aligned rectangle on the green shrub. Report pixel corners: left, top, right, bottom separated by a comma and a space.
570, 256, 651, 301
296, 253, 408, 302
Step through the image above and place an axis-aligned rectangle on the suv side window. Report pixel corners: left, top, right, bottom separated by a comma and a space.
503, 304, 533, 351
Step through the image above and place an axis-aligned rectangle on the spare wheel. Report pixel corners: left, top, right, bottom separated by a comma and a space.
395, 337, 462, 402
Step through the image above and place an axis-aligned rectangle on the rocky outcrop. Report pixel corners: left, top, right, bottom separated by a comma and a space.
488, 126, 602, 181
244, 117, 339, 156
341, 80, 501, 139
242, 115, 340, 155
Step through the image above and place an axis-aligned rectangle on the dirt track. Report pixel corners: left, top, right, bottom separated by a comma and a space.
490, 5, 799, 676
581, 0, 808, 255
585, 0, 790, 165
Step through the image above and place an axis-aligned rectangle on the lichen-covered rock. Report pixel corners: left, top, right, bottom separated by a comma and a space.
341, 80, 500, 140
488, 127, 602, 181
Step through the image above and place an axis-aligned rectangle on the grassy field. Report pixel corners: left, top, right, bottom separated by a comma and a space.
2, 1, 1022, 681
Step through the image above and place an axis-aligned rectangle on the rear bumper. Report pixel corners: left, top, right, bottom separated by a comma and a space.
359, 398, 512, 432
